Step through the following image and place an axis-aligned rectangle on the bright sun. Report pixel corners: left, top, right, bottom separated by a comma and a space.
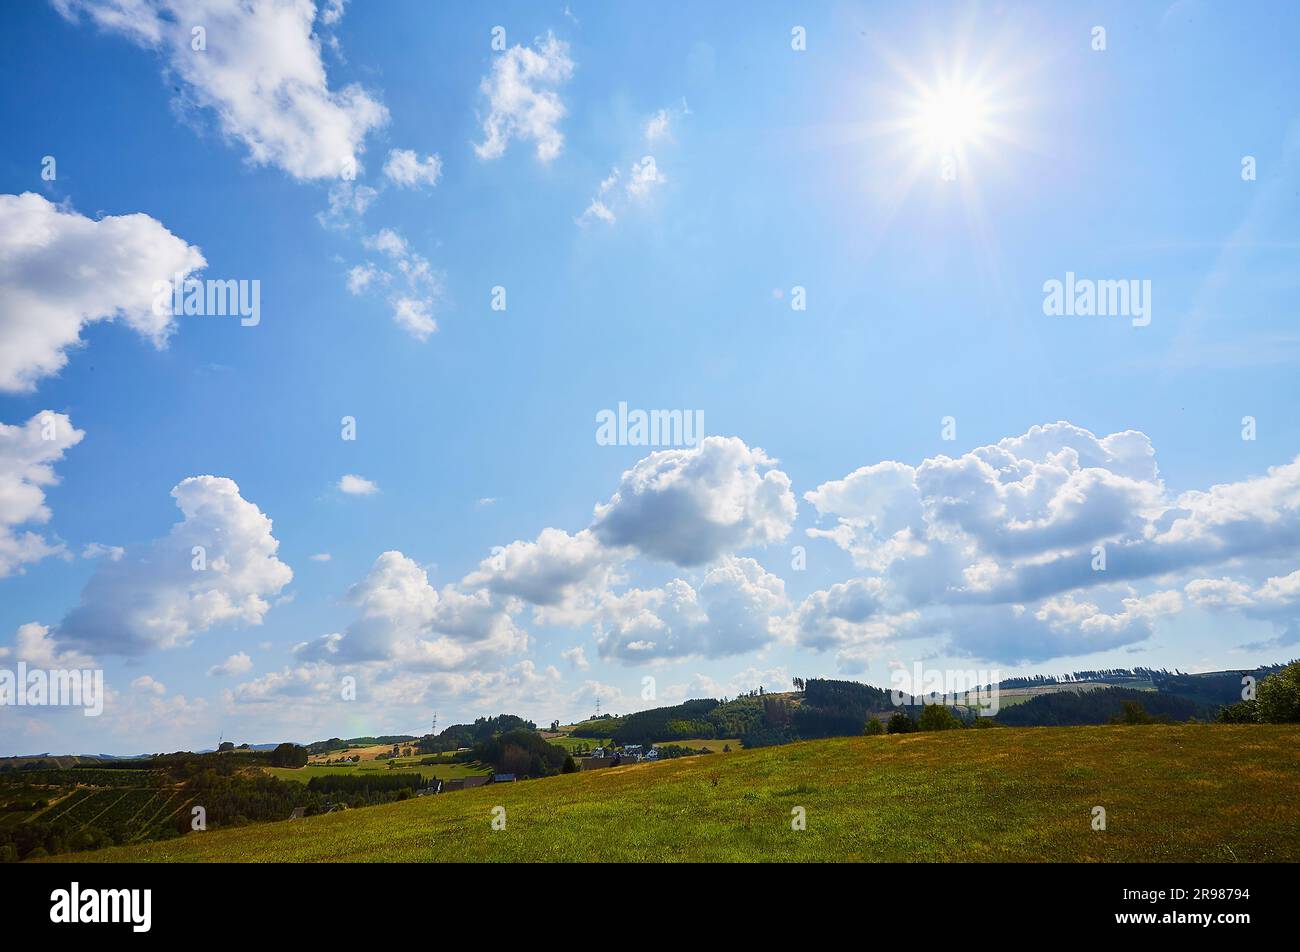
913, 81, 993, 154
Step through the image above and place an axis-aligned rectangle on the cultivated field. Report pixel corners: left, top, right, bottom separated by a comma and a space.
44, 725, 1300, 863
545, 735, 611, 753
265, 762, 491, 783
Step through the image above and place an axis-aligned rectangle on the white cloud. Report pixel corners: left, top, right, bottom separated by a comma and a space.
346, 263, 379, 294
319, 0, 345, 26
391, 297, 437, 340
1185, 569, 1300, 648
354, 229, 443, 339
383, 148, 443, 188
1, 622, 95, 669
338, 474, 379, 496
53, 476, 293, 656
0, 411, 85, 577
561, 645, 590, 670
363, 228, 407, 257
595, 556, 787, 663
474, 32, 574, 162
0, 192, 204, 392
208, 651, 253, 677
318, 180, 377, 229
942, 590, 1183, 663
577, 198, 615, 226
309, 552, 332, 562
644, 108, 671, 143
797, 421, 1300, 663
54, 0, 388, 181
81, 542, 125, 562
625, 155, 666, 197
465, 528, 615, 608
592, 436, 797, 566
132, 674, 166, 695
577, 151, 668, 225
293, 550, 527, 670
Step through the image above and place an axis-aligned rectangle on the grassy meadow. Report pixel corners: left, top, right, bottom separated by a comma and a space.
264, 761, 491, 783
43, 725, 1300, 863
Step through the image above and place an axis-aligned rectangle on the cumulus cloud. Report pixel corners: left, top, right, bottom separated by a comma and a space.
54, 0, 388, 180
1186, 569, 1300, 649
383, 148, 442, 188
465, 528, 616, 608
0, 193, 205, 392
81, 543, 125, 562
474, 32, 574, 162
561, 645, 590, 670
53, 476, 293, 656
595, 556, 787, 662
225, 660, 337, 708
208, 651, 254, 677
592, 436, 796, 566
294, 551, 526, 670
791, 577, 897, 652
0, 411, 85, 577
338, 474, 379, 496
0, 622, 95, 668
941, 591, 1184, 663
798, 421, 1300, 663
131, 674, 166, 695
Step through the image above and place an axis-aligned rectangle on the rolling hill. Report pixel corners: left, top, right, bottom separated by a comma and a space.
41, 724, 1300, 863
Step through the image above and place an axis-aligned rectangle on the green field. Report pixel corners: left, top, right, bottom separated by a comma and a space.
43, 725, 1300, 863
545, 735, 611, 753
265, 762, 491, 783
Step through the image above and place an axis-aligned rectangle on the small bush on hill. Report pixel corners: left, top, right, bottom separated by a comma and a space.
1257, 662, 1300, 723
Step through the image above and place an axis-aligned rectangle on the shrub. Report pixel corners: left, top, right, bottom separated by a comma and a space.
887, 711, 916, 734
918, 705, 960, 731
1217, 699, 1260, 723
863, 718, 885, 736
1257, 663, 1300, 723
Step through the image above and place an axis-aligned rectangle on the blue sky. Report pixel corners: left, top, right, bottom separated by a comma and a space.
2, 0, 1299, 754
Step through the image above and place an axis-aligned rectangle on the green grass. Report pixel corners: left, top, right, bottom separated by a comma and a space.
545, 735, 611, 753
43, 725, 1300, 863
659, 738, 739, 753
264, 762, 491, 783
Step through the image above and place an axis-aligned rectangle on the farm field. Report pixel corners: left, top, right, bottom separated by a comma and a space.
545, 735, 611, 753
657, 738, 740, 753
47, 725, 1300, 863
265, 762, 491, 783
308, 743, 408, 764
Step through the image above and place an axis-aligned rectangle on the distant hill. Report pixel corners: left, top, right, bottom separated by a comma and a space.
994, 687, 1199, 726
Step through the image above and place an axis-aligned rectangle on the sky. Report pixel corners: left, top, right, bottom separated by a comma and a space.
1, 0, 1299, 755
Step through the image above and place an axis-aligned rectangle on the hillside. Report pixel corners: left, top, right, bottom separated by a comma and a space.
42, 725, 1300, 863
